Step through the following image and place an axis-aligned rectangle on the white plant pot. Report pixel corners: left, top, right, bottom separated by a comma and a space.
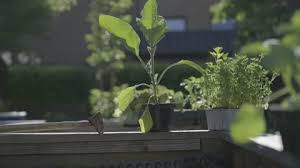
205, 109, 239, 131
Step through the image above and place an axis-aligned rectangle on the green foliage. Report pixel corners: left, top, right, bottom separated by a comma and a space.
262, 10, 300, 96
230, 104, 266, 144
47, 0, 77, 13
281, 10, 300, 48
211, 0, 290, 49
116, 62, 201, 90
116, 86, 137, 112
89, 84, 128, 118
7, 65, 95, 105
113, 86, 184, 117
137, 0, 167, 47
0, 0, 77, 50
184, 48, 273, 110
0, 0, 50, 49
239, 41, 270, 56
230, 11, 300, 144
138, 107, 153, 133
99, 0, 202, 132
89, 84, 184, 119
85, 0, 132, 89
99, 15, 140, 56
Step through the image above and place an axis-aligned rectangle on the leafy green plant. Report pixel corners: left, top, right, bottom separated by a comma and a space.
85, 0, 132, 89
183, 47, 274, 110
98, 0, 203, 132
89, 84, 128, 118
113, 86, 185, 118
230, 10, 300, 144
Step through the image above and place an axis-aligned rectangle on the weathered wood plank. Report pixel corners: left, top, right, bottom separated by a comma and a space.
0, 139, 201, 155
0, 120, 92, 133
0, 151, 207, 168
0, 130, 220, 144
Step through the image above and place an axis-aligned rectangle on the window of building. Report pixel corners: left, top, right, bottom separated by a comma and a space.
165, 18, 187, 32
211, 19, 234, 31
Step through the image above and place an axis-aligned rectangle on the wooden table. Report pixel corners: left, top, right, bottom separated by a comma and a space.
0, 121, 299, 168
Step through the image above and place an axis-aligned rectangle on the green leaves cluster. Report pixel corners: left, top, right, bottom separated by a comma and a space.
0, 0, 78, 50
85, 0, 133, 89
229, 10, 300, 144
113, 86, 184, 118
184, 47, 273, 110
89, 84, 128, 118
211, 0, 290, 49
262, 10, 300, 106
137, 0, 167, 47
99, 0, 202, 132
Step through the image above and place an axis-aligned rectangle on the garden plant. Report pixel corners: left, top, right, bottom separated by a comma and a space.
230, 11, 300, 149
183, 47, 274, 131
183, 47, 274, 110
98, 0, 203, 132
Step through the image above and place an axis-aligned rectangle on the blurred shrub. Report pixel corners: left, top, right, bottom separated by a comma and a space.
6, 63, 199, 119
8, 65, 95, 104
7, 65, 96, 119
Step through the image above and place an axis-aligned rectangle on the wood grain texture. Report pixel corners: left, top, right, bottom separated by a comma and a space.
0, 130, 220, 156
0, 130, 220, 144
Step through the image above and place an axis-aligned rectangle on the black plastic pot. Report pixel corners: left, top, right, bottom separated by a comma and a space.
148, 103, 175, 132
266, 108, 300, 158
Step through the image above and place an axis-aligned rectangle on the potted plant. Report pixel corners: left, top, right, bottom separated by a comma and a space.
113, 85, 184, 127
183, 47, 274, 131
98, 0, 203, 132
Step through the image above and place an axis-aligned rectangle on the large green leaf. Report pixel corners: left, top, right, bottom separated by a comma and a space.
137, 0, 168, 46
158, 60, 205, 84
176, 60, 206, 74
117, 86, 136, 112
139, 0, 158, 29
138, 107, 153, 133
230, 104, 266, 144
99, 15, 140, 56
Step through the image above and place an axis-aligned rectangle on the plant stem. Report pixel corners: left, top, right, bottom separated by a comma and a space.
148, 46, 158, 104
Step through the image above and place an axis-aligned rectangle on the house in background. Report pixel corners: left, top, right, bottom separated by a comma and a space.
26, 0, 235, 65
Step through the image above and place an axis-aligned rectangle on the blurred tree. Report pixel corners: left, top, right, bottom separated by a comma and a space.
0, 0, 77, 110
47, 0, 78, 13
211, 0, 291, 49
85, 0, 133, 90
0, 0, 77, 50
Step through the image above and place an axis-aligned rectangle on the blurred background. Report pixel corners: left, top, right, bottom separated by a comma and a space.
1, 0, 300, 122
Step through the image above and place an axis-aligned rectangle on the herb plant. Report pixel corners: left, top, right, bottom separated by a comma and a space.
98, 0, 203, 132
183, 47, 274, 110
